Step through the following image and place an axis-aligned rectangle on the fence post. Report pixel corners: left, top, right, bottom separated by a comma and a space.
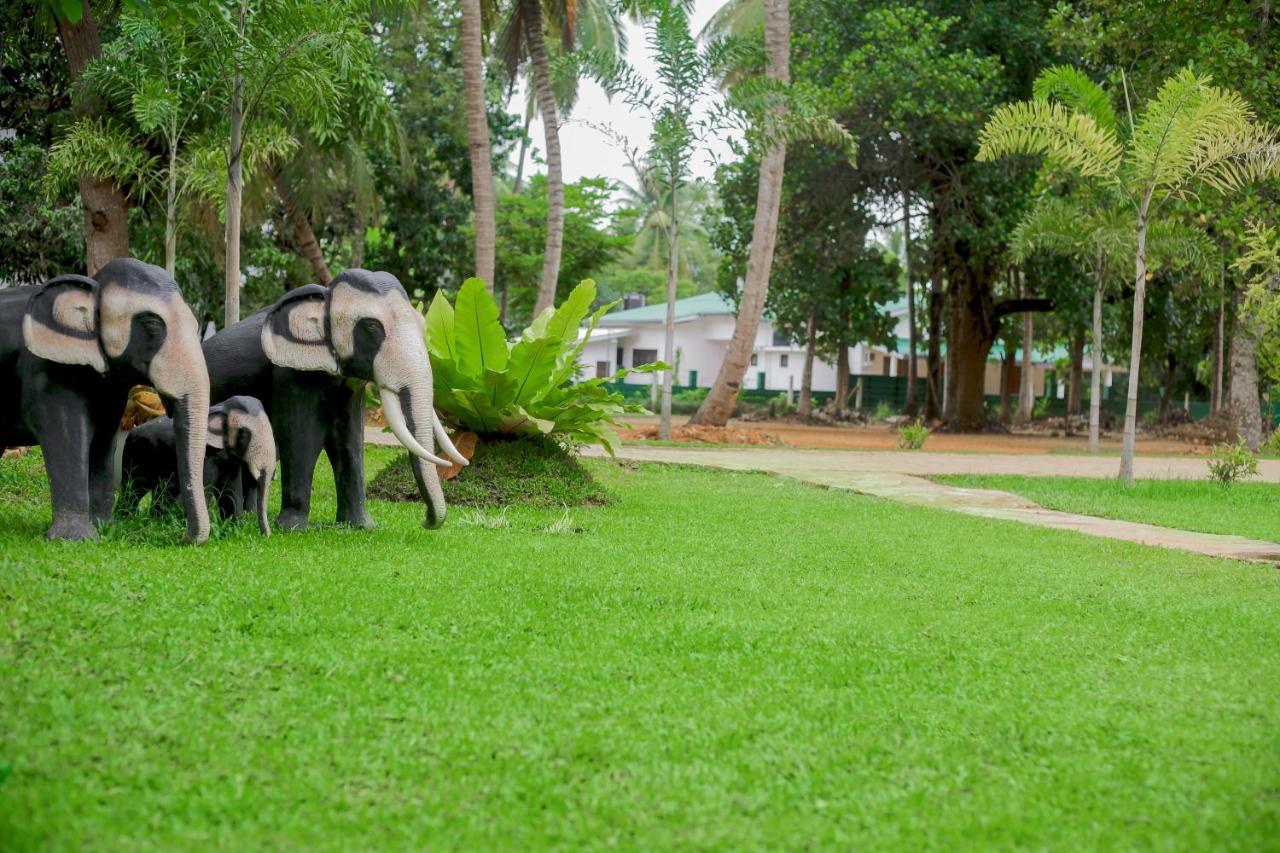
787, 374, 794, 408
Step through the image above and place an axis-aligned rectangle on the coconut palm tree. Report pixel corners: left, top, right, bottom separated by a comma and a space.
978, 66, 1278, 483
618, 163, 710, 282
494, 0, 625, 318
461, 0, 496, 290
692, 0, 790, 426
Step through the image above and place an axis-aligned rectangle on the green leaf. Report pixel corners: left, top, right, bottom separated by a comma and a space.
507, 334, 564, 406
454, 278, 508, 380
424, 289, 456, 364
545, 280, 598, 343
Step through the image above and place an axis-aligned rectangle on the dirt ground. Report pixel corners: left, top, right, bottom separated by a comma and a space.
617, 415, 1203, 455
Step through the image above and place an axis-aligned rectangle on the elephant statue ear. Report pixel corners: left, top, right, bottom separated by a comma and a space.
260, 285, 338, 374
206, 408, 228, 450
22, 274, 107, 373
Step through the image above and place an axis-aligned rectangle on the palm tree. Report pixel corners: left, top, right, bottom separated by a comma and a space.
461, 0, 496, 290
979, 66, 1278, 483
199, 0, 372, 327
692, 0, 790, 426
495, 0, 625, 316
618, 164, 710, 282
1011, 194, 1215, 451
67, 12, 215, 276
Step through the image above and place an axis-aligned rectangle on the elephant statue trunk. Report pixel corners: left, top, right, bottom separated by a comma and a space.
160, 376, 211, 545
147, 317, 212, 545
378, 367, 447, 529
254, 468, 272, 536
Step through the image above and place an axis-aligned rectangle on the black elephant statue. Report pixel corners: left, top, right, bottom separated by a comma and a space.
0, 259, 211, 542
118, 395, 276, 537
202, 269, 466, 531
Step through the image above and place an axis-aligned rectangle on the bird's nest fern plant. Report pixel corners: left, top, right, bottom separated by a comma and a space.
422, 278, 664, 453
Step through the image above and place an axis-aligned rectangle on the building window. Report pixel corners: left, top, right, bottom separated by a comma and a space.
780, 354, 789, 368
596, 361, 610, 379
772, 330, 788, 346
750, 353, 758, 366
616, 346, 624, 367
633, 348, 658, 367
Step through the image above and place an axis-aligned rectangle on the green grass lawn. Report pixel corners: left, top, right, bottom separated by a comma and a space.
2, 448, 1279, 848
935, 474, 1280, 543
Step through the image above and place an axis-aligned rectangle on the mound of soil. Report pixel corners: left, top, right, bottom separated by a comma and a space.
368, 434, 611, 508
620, 424, 786, 446
1152, 410, 1231, 446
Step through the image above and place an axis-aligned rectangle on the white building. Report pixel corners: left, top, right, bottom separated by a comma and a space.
575, 292, 1118, 399
577, 292, 875, 392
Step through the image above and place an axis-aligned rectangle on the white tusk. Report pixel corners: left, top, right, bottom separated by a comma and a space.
382, 390, 452, 468
433, 411, 469, 466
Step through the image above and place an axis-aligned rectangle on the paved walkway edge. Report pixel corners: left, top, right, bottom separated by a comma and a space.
594, 446, 1280, 564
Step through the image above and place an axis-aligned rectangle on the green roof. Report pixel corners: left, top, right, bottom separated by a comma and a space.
888, 337, 1068, 363
597, 292, 735, 325
600, 291, 908, 326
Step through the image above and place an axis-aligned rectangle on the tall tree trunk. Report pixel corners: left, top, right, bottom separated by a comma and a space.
797, 305, 816, 417
999, 337, 1013, 423
224, 0, 246, 329
1158, 353, 1176, 421
693, 0, 789, 425
1227, 285, 1264, 450
944, 259, 1000, 429
165, 143, 178, 276
1119, 205, 1149, 485
902, 187, 918, 416
524, 0, 565, 318
835, 343, 850, 416
1015, 273, 1035, 424
659, 206, 678, 440
1211, 289, 1225, 412
1089, 273, 1103, 453
1067, 324, 1084, 418
461, 0, 496, 290
56, 1, 129, 275
512, 110, 533, 195
274, 169, 332, 284
925, 247, 944, 421
351, 209, 366, 269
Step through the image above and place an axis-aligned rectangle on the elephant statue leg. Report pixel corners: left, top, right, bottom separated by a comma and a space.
31, 389, 97, 541
87, 421, 125, 525
326, 383, 374, 529
275, 381, 326, 531
214, 463, 244, 522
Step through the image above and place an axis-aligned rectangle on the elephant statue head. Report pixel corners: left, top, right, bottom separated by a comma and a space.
23, 258, 212, 543
260, 269, 467, 527
207, 396, 276, 537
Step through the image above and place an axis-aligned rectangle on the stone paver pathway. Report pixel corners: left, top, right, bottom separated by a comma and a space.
586, 445, 1280, 563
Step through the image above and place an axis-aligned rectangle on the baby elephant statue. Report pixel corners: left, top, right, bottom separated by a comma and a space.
118, 396, 276, 536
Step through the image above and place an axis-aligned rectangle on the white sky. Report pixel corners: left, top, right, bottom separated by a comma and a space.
506, 0, 737, 196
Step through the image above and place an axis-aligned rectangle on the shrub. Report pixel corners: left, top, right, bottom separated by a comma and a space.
873, 400, 894, 420
368, 435, 612, 508
1263, 428, 1280, 458
424, 278, 664, 453
1206, 439, 1258, 486
1033, 395, 1052, 419
670, 386, 708, 415
897, 419, 930, 450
